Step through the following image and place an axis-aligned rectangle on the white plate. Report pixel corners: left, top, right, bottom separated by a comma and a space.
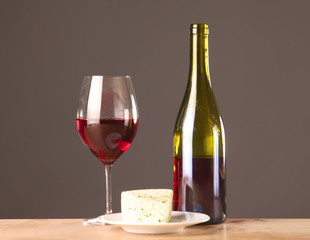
103, 211, 210, 234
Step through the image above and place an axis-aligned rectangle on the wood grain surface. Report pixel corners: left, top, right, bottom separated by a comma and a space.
1, 218, 309, 240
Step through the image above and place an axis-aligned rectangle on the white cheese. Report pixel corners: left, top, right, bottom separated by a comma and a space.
121, 189, 173, 223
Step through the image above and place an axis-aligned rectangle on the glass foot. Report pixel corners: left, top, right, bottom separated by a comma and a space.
83, 215, 105, 225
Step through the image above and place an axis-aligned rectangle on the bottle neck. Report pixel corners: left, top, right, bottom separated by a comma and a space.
189, 31, 211, 85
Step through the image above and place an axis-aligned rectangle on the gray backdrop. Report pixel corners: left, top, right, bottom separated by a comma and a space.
1, 0, 310, 219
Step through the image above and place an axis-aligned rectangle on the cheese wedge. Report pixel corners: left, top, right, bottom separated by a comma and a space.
121, 189, 173, 223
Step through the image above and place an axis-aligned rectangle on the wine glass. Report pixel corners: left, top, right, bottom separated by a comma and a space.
76, 75, 139, 224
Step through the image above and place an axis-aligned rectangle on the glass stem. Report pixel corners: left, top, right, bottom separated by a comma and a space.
104, 164, 112, 214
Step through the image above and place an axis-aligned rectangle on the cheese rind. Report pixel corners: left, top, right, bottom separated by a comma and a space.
121, 189, 173, 223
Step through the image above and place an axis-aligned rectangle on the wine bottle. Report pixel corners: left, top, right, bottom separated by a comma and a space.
173, 23, 226, 224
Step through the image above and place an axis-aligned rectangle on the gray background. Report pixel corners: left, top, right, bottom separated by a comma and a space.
1, 0, 309, 219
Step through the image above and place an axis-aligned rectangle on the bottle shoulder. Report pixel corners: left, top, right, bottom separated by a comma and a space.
174, 83, 222, 130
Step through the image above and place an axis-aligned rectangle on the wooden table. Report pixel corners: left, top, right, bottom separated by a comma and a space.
1, 219, 309, 240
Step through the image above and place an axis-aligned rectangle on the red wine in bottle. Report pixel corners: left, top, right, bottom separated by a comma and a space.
173, 24, 226, 224
173, 157, 226, 224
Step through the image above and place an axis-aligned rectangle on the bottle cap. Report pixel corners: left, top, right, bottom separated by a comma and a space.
190, 23, 209, 35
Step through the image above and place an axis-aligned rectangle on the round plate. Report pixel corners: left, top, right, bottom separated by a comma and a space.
103, 211, 210, 234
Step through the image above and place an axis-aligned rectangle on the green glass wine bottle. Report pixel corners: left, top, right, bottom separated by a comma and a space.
173, 23, 226, 224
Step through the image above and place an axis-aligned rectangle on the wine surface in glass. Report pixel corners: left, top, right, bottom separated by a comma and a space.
76, 118, 138, 165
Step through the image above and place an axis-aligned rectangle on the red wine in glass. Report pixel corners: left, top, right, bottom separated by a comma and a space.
76, 118, 139, 165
